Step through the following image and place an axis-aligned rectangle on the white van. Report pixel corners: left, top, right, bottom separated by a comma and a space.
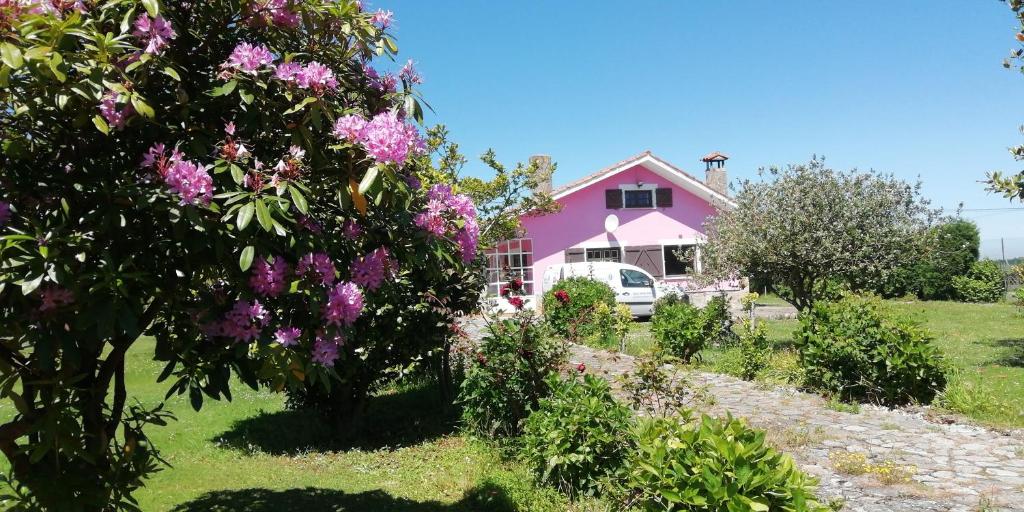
542, 262, 660, 317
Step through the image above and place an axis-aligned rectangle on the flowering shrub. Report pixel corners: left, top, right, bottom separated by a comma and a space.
459, 280, 566, 438
520, 374, 633, 498
795, 294, 947, 406
542, 277, 616, 341
0, 1, 479, 508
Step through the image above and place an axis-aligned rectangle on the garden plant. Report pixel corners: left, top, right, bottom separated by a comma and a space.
542, 276, 615, 341
0, 0, 481, 508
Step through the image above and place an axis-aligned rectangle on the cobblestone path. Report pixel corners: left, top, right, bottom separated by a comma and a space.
569, 344, 1024, 512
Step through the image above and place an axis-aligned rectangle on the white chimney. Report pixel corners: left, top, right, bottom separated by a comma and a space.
529, 154, 553, 196
701, 151, 729, 196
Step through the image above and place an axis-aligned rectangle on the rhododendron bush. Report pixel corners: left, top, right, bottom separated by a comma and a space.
0, 0, 480, 509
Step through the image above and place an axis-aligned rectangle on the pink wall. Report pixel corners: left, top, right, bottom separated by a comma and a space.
520, 164, 718, 297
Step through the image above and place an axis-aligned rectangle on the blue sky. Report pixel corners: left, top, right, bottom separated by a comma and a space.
382, 1, 1024, 256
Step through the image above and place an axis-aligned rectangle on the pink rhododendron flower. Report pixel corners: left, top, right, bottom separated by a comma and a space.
364, 65, 396, 92
399, 59, 422, 84
342, 219, 362, 239
0, 200, 10, 227
427, 184, 453, 203
370, 9, 392, 28
295, 61, 337, 93
133, 14, 175, 55
99, 91, 134, 129
312, 334, 342, 366
349, 247, 397, 291
250, 257, 290, 297
332, 115, 367, 142
413, 188, 479, 260
164, 159, 214, 205
323, 281, 363, 327
274, 327, 301, 347
455, 216, 479, 262
248, 0, 299, 27
219, 299, 270, 342
224, 42, 275, 73
274, 61, 302, 82
297, 252, 336, 286
39, 286, 74, 312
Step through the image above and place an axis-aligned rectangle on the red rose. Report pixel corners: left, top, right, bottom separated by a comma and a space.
510, 277, 523, 291
508, 296, 524, 310
554, 289, 570, 304
500, 286, 510, 298
576, 363, 586, 373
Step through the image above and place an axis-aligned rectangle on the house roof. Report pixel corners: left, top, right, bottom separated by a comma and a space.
549, 151, 735, 208
701, 151, 729, 162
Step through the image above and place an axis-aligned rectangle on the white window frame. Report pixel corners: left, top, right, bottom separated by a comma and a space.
660, 240, 701, 278
584, 247, 622, 263
485, 238, 534, 295
618, 183, 658, 210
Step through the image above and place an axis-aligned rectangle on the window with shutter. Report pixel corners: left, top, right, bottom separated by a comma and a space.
564, 248, 585, 263
655, 188, 673, 207
605, 189, 622, 209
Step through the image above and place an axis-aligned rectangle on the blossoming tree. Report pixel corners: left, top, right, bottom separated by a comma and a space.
0, 0, 480, 508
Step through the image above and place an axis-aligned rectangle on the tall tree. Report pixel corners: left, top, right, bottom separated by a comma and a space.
988, 1, 1024, 200
699, 159, 938, 311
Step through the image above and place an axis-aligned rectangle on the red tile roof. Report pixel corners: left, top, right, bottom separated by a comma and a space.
701, 151, 729, 162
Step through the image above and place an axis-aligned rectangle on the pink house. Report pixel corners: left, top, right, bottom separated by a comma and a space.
485, 151, 744, 306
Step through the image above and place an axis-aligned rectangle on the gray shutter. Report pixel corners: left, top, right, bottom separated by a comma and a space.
565, 248, 585, 263
655, 188, 673, 207
605, 189, 622, 209
624, 245, 664, 279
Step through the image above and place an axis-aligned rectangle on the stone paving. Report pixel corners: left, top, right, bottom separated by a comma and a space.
569, 344, 1024, 512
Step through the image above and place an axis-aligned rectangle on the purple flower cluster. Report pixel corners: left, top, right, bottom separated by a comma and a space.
364, 65, 397, 92
133, 14, 175, 55
214, 299, 271, 342
99, 91, 134, 129
342, 219, 362, 239
276, 61, 337, 94
332, 111, 424, 165
224, 42, 275, 73
0, 200, 10, 227
140, 144, 215, 205
414, 185, 480, 262
349, 247, 397, 291
399, 59, 422, 84
323, 281, 363, 327
297, 252, 336, 286
274, 326, 302, 347
39, 286, 74, 312
312, 333, 343, 366
248, 0, 299, 27
370, 9, 393, 29
250, 257, 291, 297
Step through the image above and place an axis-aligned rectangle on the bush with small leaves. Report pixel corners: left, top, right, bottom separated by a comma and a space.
738, 320, 772, 381
795, 294, 947, 406
520, 373, 633, 498
622, 414, 826, 511
542, 277, 616, 340
952, 260, 1006, 303
651, 301, 710, 363
702, 295, 738, 347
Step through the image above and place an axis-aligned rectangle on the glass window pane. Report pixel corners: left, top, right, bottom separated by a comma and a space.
521, 239, 532, 252
624, 190, 653, 208
620, 269, 653, 288
509, 239, 520, 252
664, 245, 694, 276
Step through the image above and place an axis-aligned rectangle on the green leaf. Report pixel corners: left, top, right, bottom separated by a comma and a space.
210, 80, 237, 97
21, 274, 43, 295
92, 115, 110, 135
358, 166, 379, 194
162, 66, 181, 81
254, 199, 273, 232
236, 203, 255, 230
238, 89, 254, 104
48, 53, 65, 82
283, 96, 317, 115
239, 246, 255, 271
1, 43, 24, 70
131, 95, 155, 119
141, 0, 159, 17
23, 46, 50, 61
288, 186, 308, 215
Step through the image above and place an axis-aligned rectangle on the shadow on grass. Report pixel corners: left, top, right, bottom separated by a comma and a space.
212, 381, 460, 455
989, 338, 1024, 367
170, 484, 522, 512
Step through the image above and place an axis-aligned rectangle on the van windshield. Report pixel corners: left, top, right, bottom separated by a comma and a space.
620, 269, 652, 288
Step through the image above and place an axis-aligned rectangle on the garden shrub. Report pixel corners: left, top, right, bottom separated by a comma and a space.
520, 374, 633, 497
542, 277, 615, 340
952, 260, 1006, 303
702, 295, 738, 347
459, 304, 567, 438
795, 294, 947, 406
738, 320, 771, 381
0, 0, 481, 508
623, 414, 825, 511
587, 301, 634, 350
651, 301, 716, 362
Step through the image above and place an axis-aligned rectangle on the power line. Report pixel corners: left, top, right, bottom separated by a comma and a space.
960, 207, 1024, 212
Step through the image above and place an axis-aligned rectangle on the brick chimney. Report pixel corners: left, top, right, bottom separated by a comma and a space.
701, 151, 729, 196
529, 154, 553, 196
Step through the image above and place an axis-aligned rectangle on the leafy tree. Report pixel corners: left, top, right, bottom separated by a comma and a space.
699, 158, 937, 311
911, 219, 980, 300
0, 1, 478, 508
989, 1, 1024, 200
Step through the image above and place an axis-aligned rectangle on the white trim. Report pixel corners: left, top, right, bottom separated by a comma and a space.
572, 240, 629, 249
551, 153, 735, 208
657, 237, 701, 246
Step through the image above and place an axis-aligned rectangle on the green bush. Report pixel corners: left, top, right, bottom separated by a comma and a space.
703, 295, 738, 347
738, 320, 771, 381
651, 302, 707, 363
520, 374, 633, 497
542, 277, 616, 340
459, 314, 567, 438
912, 220, 981, 300
623, 414, 825, 511
795, 294, 947, 406
952, 260, 1006, 303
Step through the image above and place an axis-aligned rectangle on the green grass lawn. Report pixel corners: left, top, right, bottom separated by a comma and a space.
0, 338, 586, 512
616, 300, 1024, 429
